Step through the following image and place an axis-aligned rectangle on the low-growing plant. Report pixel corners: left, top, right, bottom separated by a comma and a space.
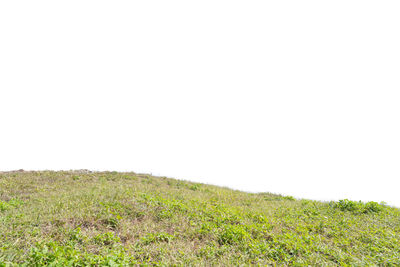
93, 232, 120, 246
282, 195, 295, 201
141, 232, 175, 245
27, 241, 134, 266
189, 184, 200, 191
0, 198, 23, 212
333, 199, 384, 214
218, 225, 251, 245
0, 201, 8, 212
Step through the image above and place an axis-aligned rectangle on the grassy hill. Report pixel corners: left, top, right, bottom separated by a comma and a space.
0, 171, 399, 266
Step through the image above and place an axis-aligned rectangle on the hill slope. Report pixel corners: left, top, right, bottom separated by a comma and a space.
0, 171, 399, 266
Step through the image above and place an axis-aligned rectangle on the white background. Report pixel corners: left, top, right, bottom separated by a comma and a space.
1, 1, 399, 207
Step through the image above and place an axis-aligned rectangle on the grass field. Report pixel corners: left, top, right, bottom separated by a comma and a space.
0, 170, 399, 266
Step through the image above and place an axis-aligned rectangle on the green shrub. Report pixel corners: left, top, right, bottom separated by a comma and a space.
282, 196, 295, 201
363, 201, 383, 213
333, 199, 384, 214
189, 185, 200, 191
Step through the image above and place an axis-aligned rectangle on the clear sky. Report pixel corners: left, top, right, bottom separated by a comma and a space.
1, 1, 399, 207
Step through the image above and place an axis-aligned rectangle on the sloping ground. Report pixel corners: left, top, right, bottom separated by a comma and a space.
0, 171, 399, 266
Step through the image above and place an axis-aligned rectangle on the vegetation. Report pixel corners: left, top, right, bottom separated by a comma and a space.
0, 170, 399, 266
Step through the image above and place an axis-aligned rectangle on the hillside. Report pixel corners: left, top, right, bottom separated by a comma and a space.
0, 171, 399, 266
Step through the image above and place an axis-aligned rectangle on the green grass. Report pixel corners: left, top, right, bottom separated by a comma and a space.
0, 170, 399, 266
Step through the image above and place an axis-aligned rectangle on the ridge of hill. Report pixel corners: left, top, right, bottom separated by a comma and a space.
0, 171, 399, 266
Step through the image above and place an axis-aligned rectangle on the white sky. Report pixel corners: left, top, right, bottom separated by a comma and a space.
1, 1, 399, 207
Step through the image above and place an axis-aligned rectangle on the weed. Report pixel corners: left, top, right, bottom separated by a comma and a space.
218, 225, 251, 245
0, 198, 23, 212
93, 232, 120, 246
141, 232, 175, 245
333, 199, 384, 214
189, 185, 200, 191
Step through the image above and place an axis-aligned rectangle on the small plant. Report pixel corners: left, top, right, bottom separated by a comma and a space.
198, 244, 227, 259
141, 232, 174, 245
122, 175, 137, 180
0, 201, 8, 212
218, 225, 251, 245
101, 217, 120, 229
93, 232, 120, 246
27, 241, 134, 266
334, 199, 358, 212
99, 202, 123, 229
250, 214, 268, 224
333, 199, 384, 214
189, 184, 200, 191
195, 222, 217, 239
282, 195, 295, 201
156, 208, 173, 220
363, 201, 383, 213
0, 198, 23, 212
